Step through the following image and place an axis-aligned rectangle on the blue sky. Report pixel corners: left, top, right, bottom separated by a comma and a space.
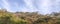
0, 0, 60, 14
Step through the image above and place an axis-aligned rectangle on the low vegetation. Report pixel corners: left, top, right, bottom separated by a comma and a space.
0, 9, 60, 24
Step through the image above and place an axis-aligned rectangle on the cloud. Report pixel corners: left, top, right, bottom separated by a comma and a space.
1, 0, 13, 12
14, 2, 19, 8
0, 0, 60, 14
39, 0, 51, 14
23, 0, 53, 14
24, 0, 38, 12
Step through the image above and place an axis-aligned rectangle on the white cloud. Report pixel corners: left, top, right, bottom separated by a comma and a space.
24, 0, 35, 11
23, 0, 51, 14
14, 2, 19, 8
40, 0, 50, 13
0, 0, 59, 14
1, 0, 12, 12
25, 0, 51, 14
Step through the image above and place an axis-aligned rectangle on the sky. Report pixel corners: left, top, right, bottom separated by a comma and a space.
0, 0, 60, 14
